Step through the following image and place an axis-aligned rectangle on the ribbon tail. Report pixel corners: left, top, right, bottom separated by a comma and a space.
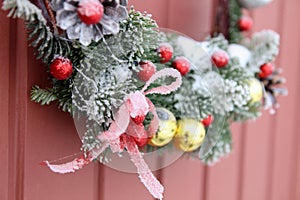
42, 142, 109, 174
42, 156, 92, 174
125, 136, 164, 199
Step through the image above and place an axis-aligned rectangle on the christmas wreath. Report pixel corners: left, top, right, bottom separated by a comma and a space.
2, 0, 287, 199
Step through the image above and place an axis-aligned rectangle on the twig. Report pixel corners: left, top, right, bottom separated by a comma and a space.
43, 0, 59, 34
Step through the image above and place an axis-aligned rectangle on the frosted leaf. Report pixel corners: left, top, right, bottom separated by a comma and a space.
80, 24, 94, 46
67, 23, 81, 39
56, 11, 78, 29
101, 14, 119, 35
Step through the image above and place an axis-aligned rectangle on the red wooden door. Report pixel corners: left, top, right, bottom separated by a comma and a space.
1, 0, 300, 200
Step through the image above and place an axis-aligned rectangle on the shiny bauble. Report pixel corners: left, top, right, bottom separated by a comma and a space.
258, 63, 274, 79
238, 0, 273, 9
174, 119, 206, 152
246, 78, 263, 103
149, 108, 177, 147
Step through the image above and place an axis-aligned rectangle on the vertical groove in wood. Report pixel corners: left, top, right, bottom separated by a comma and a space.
202, 166, 208, 200
97, 163, 105, 200
265, 117, 277, 200
8, 19, 27, 200
0, 10, 10, 200
237, 124, 247, 200
291, 34, 300, 200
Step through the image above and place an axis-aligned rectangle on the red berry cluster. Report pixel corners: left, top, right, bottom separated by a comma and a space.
159, 43, 191, 76
258, 63, 274, 79
138, 43, 192, 82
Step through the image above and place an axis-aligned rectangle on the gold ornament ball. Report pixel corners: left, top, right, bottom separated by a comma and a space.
174, 119, 206, 152
149, 108, 177, 147
246, 78, 263, 103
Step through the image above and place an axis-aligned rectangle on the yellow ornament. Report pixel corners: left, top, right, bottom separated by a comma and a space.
149, 108, 177, 147
246, 78, 263, 103
174, 119, 206, 152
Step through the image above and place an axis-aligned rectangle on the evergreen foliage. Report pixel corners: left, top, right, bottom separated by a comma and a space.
3, 0, 285, 166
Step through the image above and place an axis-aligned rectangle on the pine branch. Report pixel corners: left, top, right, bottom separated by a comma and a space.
228, 0, 242, 43
31, 84, 74, 114
2, 0, 46, 23
26, 19, 71, 63
31, 85, 58, 105
201, 122, 232, 165
247, 30, 280, 71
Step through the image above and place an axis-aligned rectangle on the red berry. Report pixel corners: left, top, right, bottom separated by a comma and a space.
258, 63, 274, 78
238, 16, 253, 31
172, 56, 190, 76
158, 43, 173, 63
77, 0, 104, 25
201, 115, 214, 127
212, 50, 229, 68
133, 136, 149, 148
131, 115, 146, 124
137, 61, 157, 82
50, 57, 73, 80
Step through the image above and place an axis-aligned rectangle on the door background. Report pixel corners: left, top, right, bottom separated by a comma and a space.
1, 0, 300, 200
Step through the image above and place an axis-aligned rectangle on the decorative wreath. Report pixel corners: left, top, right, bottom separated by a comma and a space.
2, 0, 287, 199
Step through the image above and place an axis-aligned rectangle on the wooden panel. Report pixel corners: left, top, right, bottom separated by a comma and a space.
7, 19, 27, 200
241, 1, 283, 200
269, 0, 300, 199
0, 15, 101, 200
25, 51, 100, 199
130, 0, 169, 27
163, 158, 206, 200
0, 10, 10, 200
205, 124, 245, 200
1, 1, 300, 200
167, 0, 214, 40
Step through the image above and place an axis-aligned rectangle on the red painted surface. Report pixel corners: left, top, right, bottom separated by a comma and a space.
1, 0, 300, 200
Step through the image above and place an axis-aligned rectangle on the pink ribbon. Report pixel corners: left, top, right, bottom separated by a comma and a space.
43, 68, 182, 199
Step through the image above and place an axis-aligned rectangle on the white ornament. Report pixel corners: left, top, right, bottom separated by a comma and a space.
227, 44, 251, 67
238, 0, 273, 9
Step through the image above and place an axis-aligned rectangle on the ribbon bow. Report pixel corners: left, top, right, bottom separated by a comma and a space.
42, 68, 182, 199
